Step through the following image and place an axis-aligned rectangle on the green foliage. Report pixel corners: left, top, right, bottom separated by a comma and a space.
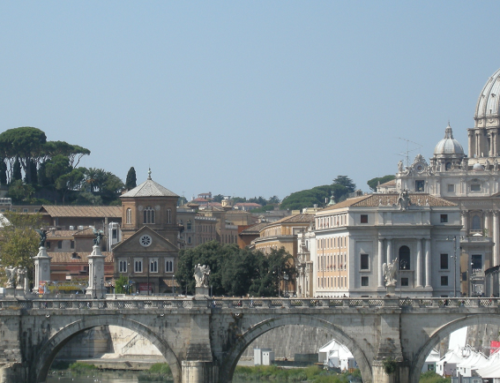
382, 358, 397, 374
367, 175, 396, 192
68, 362, 97, 374
280, 175, 356, 211
114, 275, 129, 294
13, 158, 22, 182
149, 363, 171, 375
0, 212, 41, 272
176, 242, 295, 297
138, 363, 172, 382
419, 371, 451, 383
8, 180, 35, 203
125, 166, 137, 189
233, 365, 361, 382
0, 159, 7, 185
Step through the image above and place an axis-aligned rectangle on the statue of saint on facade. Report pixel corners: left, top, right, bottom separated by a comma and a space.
383, 258, 398, 287
194, 264, 210, 288
398, 160, 404, 173
16, 267, 27, 288
35, 229, 47, 248
398, 189, 411, 210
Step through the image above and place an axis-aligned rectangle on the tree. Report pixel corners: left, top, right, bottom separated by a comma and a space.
114, 275, 129, 294
8, 180, 35, 203
367, 175, 396, 192
125, 167, 137, 189
12, 158, 22, 182
0, 159, 7, 186
212, 194, 224, 203
0, 212, 41, 273
280, 185, 332, 211
333, 175, 356, 193
0, 127, 47, 184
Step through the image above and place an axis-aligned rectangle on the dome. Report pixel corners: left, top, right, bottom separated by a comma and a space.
475, 67, 500, 121
433, 124, 464, 157
473, 162, 484, 171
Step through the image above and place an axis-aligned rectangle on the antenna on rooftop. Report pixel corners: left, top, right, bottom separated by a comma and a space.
395, 137, 423, 167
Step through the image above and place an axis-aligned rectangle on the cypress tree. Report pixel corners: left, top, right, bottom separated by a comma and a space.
0, 159, 7, 186
125, 167, 137, 189
29, 160, 38, 185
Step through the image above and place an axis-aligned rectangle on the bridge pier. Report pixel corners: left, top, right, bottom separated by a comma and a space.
372, 360, 409, 383
0, 363, 28, 383
181, 361, 218, 383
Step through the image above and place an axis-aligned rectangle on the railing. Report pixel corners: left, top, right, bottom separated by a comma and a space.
0, 297, 498, 311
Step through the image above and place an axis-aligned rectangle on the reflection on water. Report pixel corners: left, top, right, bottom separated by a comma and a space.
47, 371, 139, 383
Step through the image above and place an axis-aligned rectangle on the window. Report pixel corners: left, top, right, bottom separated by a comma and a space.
447, 184, 455, 192
167, 209, 172, 224
187, 220, 192, 230
401, 278, 409, 286
471, 254, 482, 269
23, 208, 28, 213
112, 229, 117, 239
471, 215, 481, 231
360, 254, 369, 270
441, 276, 448, 286
150, 258, 158, 273
119, 260, 127, 273
58, 241, 62, 249
445, 162, 451, 171
440, 214, 448, 223
165, 258, 174, 273
134, 258, 143, 273
399, 246, 410, 270
70, 241, 75, 249
360, 215, 368, 224
415, 180, 425, 192
143, 207, 155, 224
361, 276, 369, 286
126, 208, 132, 224
46, 241, 51, 249
188, 236, 191, 244
440, 254, 448, 269
471, 184, 481, 192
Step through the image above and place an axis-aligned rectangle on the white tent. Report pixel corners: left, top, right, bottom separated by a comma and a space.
318, 339, 357, 371
476, 351, 500, 380
436, 347, 463, 376
457, 348, 488, 377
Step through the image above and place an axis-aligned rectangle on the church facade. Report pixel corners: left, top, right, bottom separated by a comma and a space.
379, 67, 500, 296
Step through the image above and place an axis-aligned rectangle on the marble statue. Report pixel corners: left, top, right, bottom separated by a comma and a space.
16, 267, 27, 288
398, 160, 404, 173
194, 264, 210, 288
398, 189, 411, 210
383, 258, 398, 287
5, 266, 17, 288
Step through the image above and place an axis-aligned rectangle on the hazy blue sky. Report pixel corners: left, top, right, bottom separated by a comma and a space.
1, 1, 500, 201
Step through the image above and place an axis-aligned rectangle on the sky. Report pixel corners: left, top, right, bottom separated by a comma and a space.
1, 1, 500, 202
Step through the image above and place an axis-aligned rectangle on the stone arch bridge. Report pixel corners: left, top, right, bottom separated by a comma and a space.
0, 296, 498, 383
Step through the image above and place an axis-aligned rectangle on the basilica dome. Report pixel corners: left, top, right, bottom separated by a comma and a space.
433, 124, 464, 157
474, 67, 500, 122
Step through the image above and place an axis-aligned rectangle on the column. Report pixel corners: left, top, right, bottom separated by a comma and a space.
416, 239, 422, 288
425, 239, 431, 288
378, 239, 384, 287
468, 130, 473, 158
86, 245, 106, 299
494, 212, 499, 267
386, 239, 393, 263
33, 246, 51, 293
485, 211, 491, 237
461, 210, 469, 236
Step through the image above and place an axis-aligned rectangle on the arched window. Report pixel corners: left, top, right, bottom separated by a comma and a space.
144, 207, 155, 224
399, 246, 410, 270
445, 162, 451, 171
126, 208, 132, 224
471, 215, 482, 231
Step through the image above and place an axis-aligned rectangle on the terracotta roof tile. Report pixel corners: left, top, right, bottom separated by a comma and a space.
48, 252, 113, 262
121, 179, 178, 198
239, 222, 269, 234
41, 205, 121, 218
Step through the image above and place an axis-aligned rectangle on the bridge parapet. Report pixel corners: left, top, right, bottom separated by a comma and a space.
0, 297, 498, 311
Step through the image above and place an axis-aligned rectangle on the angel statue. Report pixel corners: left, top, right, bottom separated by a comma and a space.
35, 229, 47, 247
93, 227, 104, 246
383, 258, 398, 287
5, 266, 17, 288
16, 267, 27, 288
194, 264, 210, 288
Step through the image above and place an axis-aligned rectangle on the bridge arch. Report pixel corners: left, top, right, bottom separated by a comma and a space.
410, 314, 500, 383
219, 314, 372, 383
32, 315, 181, 383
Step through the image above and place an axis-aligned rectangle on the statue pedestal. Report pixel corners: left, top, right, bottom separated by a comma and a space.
195, 287, 209, 298
4, 288, 15, 298
15, 286, 25, 298
386, 285, 396, 296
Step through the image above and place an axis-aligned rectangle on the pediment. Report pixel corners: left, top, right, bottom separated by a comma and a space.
113, 226, 178, 254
